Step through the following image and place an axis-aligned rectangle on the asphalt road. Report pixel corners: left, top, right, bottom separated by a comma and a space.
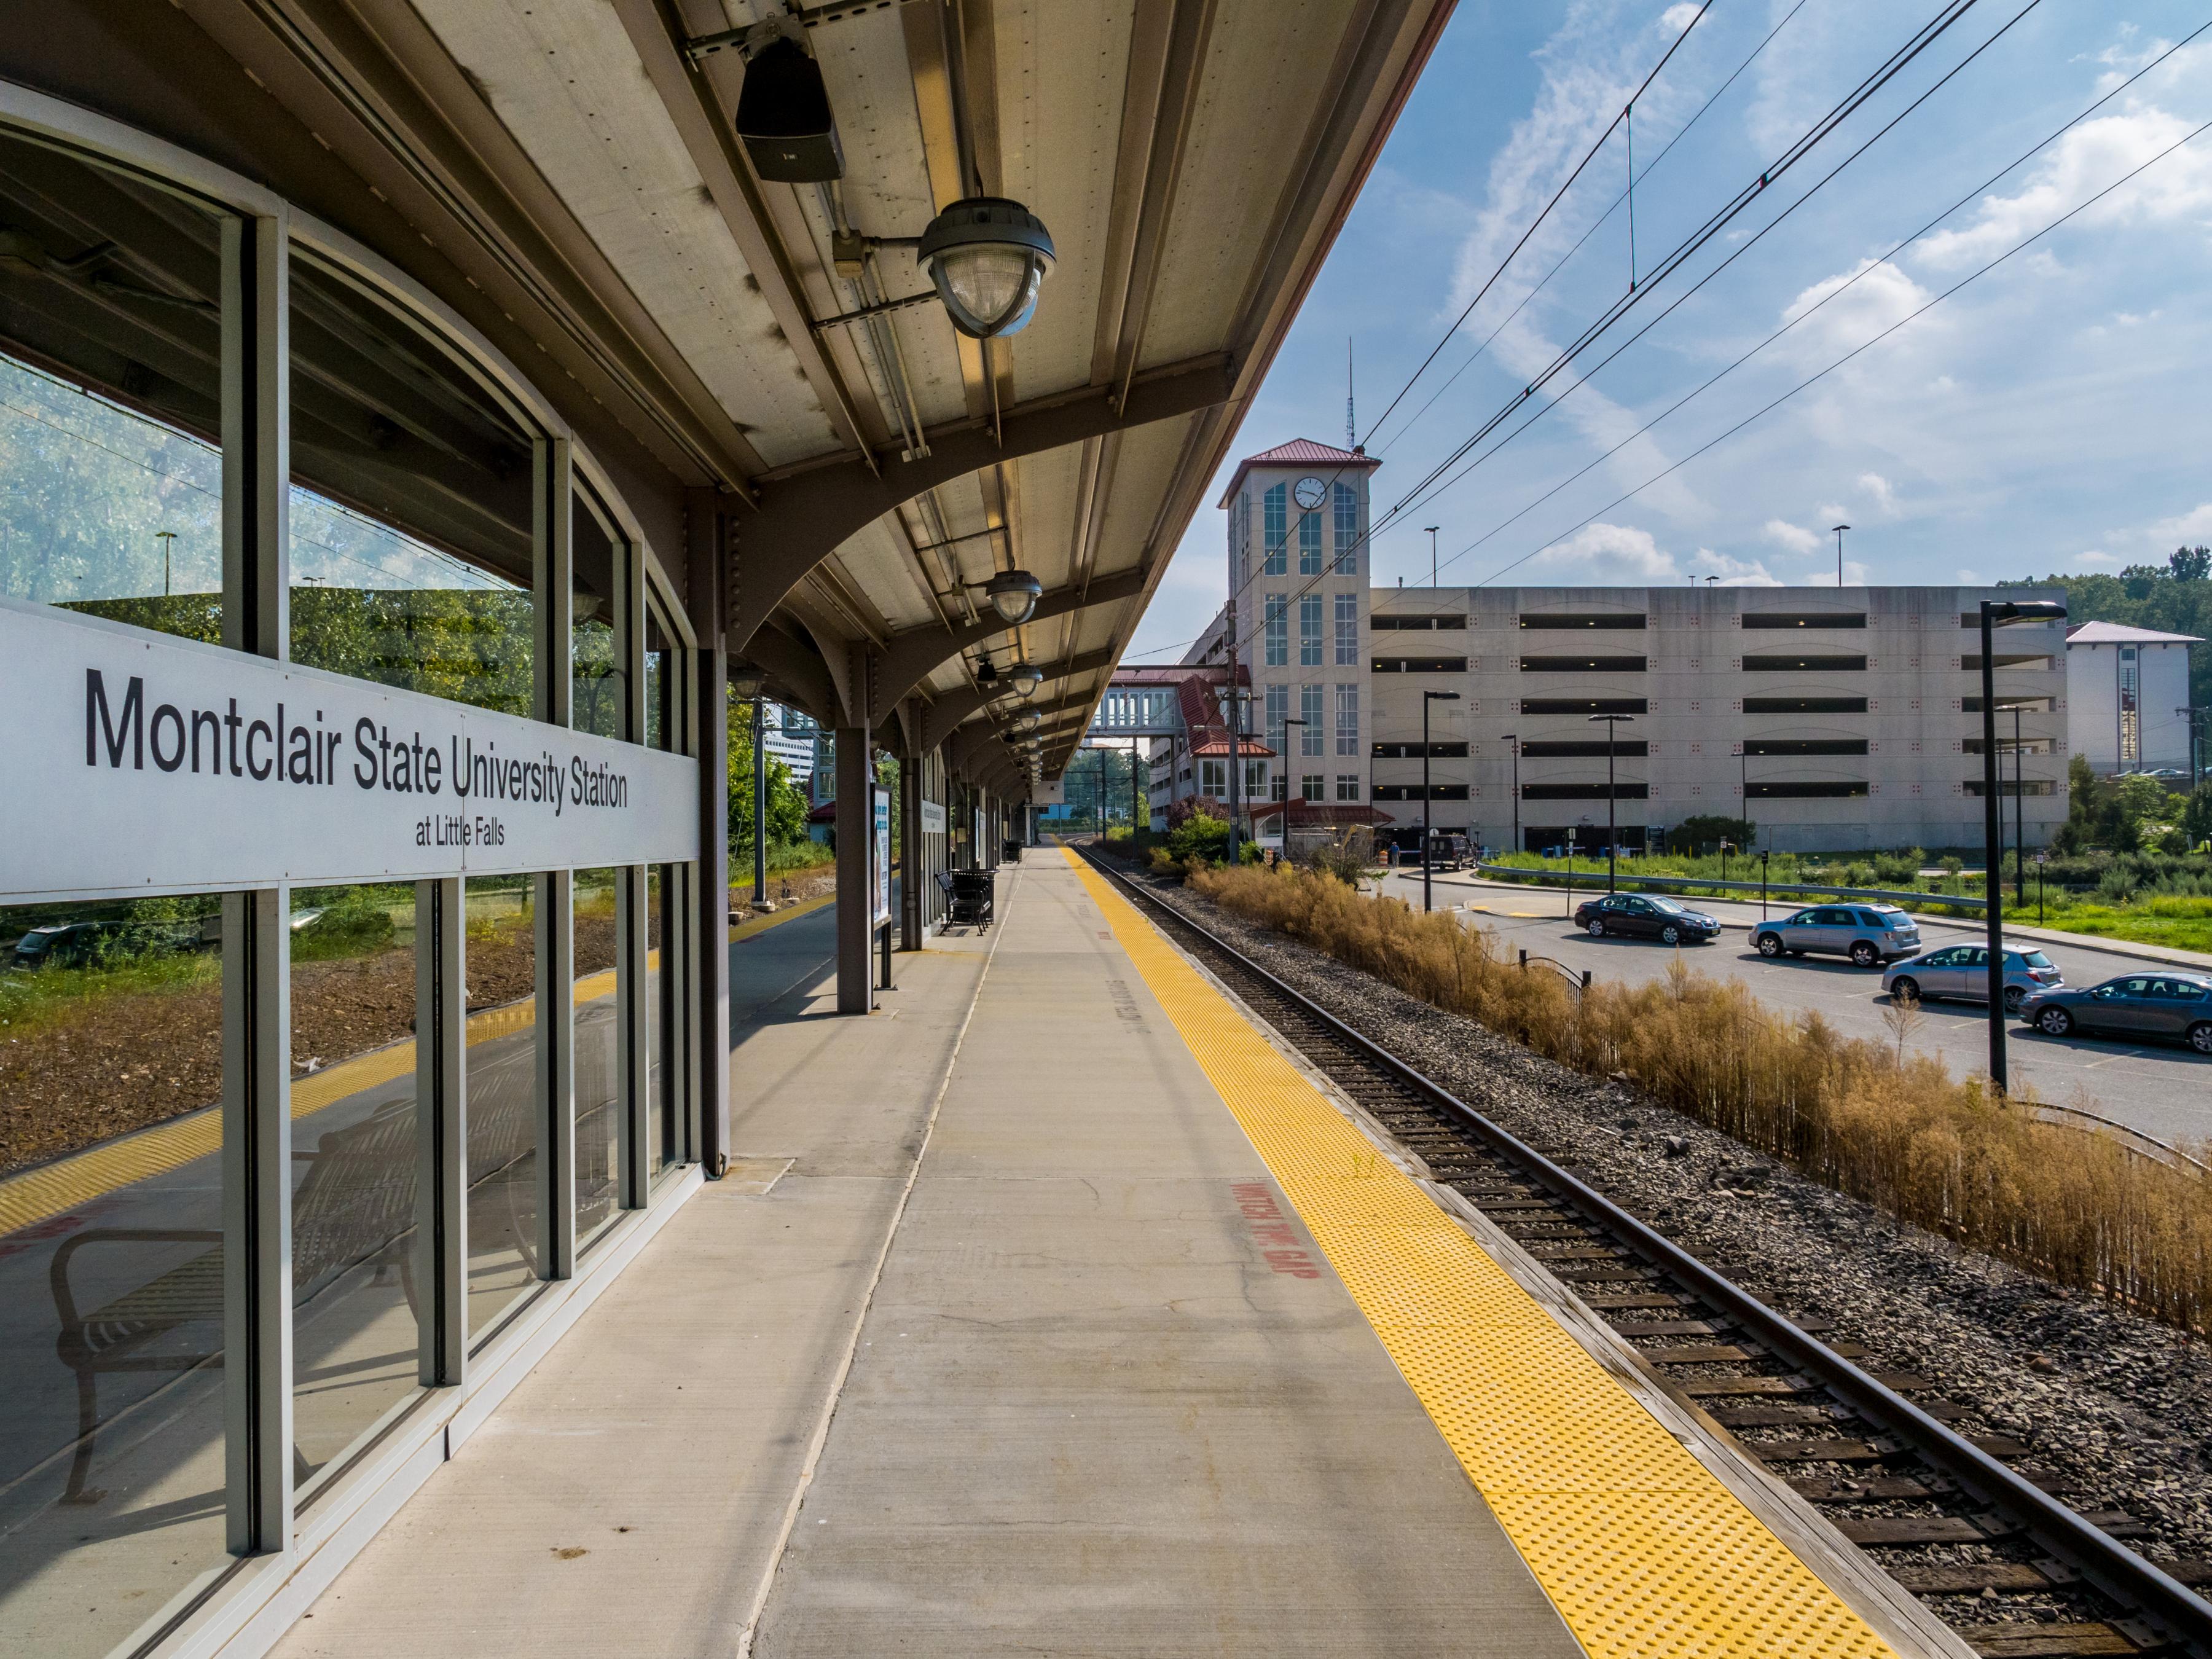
1375, 868, 2212, 1148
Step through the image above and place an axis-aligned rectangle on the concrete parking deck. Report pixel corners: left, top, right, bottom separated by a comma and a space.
266, 855, 1942, 1658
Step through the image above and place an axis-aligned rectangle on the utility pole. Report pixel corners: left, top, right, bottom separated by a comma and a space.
1502, 732, 1520, 857
1421, 690, 1459, 911
1587, 712, 1636, 893
1980, 598, 2068, 1096
1131, 737, 1142, 839
155, 530, 176, 598
1225, 602, 1242, 867
1832, 524, 1849, 588
753, 699, 768, 908
1426, 525, 1439, 588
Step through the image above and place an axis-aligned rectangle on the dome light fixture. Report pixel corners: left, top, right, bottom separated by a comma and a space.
982, 568, 1043, 625
1015, 707, 1041, 731
1006, 663, 1045, 698
918, 198, 1055, 339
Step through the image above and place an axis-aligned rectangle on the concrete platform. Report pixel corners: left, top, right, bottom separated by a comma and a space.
267, 862, 1577, 1657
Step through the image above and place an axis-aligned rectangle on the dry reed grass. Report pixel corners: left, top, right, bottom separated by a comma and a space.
1188, 863, 2212, 1334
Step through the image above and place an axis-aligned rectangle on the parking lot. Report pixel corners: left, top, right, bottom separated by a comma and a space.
1376, 869, 2212, 1148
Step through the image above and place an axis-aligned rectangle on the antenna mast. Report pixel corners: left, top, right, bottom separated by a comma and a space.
1346, 337, 1355, 448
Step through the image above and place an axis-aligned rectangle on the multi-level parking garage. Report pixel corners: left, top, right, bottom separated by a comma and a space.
6, 6, 2212, 1659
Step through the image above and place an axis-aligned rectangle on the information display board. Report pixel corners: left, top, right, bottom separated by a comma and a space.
920, 799, 947, 834
873, 784, 893, 927
1, 597, 700, 901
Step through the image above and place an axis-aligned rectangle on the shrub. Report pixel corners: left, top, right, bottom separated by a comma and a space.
1185, 864, 2212, 1333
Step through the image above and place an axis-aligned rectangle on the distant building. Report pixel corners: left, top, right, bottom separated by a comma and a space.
1127, 433, 2082, 852
2065, 622, 2202, 775
1366, 584, 2070, 855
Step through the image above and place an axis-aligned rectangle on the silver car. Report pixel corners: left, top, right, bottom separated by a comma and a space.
1752, 904, 1921, 968
1883, 943, 2063, 1015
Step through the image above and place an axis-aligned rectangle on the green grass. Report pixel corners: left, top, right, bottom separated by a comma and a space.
2023, 893, 2212, 955
0, 949, 221, 1038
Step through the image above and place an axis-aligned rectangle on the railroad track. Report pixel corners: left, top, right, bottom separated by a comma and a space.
1079, 847, 2212, 1659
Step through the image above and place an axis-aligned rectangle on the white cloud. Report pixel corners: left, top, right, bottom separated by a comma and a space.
1858, 473, 1896, 512
1762, 518, 1819, 555
1688, 548, 1781, 587
2078, 551, 2120, 567
1916, 109, 2212, 270
1524, 522, 1680, 584
1778, 260, 1937, 360
2144, 502, 2212, 544
1661, 2, 1700, 31
1956, 568, 1983, 584
1816, 503, 1851, 530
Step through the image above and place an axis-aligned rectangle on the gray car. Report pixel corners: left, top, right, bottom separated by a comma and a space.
1752, 904, 1921, 968
2019, 973, 2212, 1054
1882, 943, 2062, 1014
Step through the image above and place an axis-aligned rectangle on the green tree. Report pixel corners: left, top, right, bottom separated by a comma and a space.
1662, 815, 1758, 855
2182, 782, 2212, 849
725, 696, 810, 861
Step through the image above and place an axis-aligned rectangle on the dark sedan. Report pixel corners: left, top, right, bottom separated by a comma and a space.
2018, 973, 2212, 1055
1574, 892, 1722, 946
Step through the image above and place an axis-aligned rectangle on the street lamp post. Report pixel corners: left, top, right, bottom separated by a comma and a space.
1501, 732, 1520, 857
1832, 524, 1850, 587
2011, 702, 2026, 903
1586, 712, 1636, 893
1422, 691, 1460, 912
1979, 598, 2067, 1097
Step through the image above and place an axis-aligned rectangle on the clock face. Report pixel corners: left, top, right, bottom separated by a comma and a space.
1292, 476, 1328, 511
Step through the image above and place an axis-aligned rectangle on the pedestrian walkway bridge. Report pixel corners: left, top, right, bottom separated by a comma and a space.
262, 852, 1955, 1658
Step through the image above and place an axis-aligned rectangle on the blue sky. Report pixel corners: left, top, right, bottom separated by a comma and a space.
1128, 0, 2212, 659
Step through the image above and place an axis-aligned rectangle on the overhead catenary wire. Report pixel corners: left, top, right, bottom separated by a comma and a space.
1400, 0, 2068, 561
1462, 111, 2212, 590
1135, 0, 1991, 669
1362, 0, 1815, 461
1381, 0, 1987, 524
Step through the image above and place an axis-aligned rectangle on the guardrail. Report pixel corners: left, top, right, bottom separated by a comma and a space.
1468, 861, 1987, 914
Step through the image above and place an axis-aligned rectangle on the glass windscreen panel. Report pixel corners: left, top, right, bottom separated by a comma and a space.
463, 875, 539, 1339
289, 881, 425, 1501
573, 498, 624, 738
574, 868, 621, 1248
0, 128, 226, 645
287, 253, 535, 713
646, 863, 683, 1177
645, 599, 675, 752
0, 893, 228, 1653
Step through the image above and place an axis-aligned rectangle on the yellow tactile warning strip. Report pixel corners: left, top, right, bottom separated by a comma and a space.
1064, 850, 1896, 1659
0, 960, 631, 1238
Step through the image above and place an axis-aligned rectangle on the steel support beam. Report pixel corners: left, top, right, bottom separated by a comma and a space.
914, 648, 1118, 750
835, 710, 874, 1015
732, 358, 1230, 651
871, 567, 1147, 726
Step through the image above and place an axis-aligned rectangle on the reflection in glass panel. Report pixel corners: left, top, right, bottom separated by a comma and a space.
463, 876, 538, 1338
573, 501, 624, 739
289, 882, 425, 1496
0, 127, 226, 645
573, 868, 621, 1247
0, 893, 227, 1652
287, 253, 535, 713
645, 600, 675, 752
647, 865, 684, 1177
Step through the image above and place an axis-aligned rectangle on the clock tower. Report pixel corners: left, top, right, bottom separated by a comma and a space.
1215, 439, 1382, 822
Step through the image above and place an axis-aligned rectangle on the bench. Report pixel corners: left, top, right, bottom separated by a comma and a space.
50, 1042, 542, 1504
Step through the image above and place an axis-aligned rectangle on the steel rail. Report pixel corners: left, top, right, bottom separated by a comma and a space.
1078, 846, 2212, 1657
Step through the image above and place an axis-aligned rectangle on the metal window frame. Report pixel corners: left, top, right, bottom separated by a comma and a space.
0, 79, 723, 1659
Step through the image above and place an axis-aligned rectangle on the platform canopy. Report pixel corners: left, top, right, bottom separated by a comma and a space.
53, 0, 1449, 796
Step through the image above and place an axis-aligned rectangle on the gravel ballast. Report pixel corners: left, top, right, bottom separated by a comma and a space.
1141, 871, 2212, 1564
